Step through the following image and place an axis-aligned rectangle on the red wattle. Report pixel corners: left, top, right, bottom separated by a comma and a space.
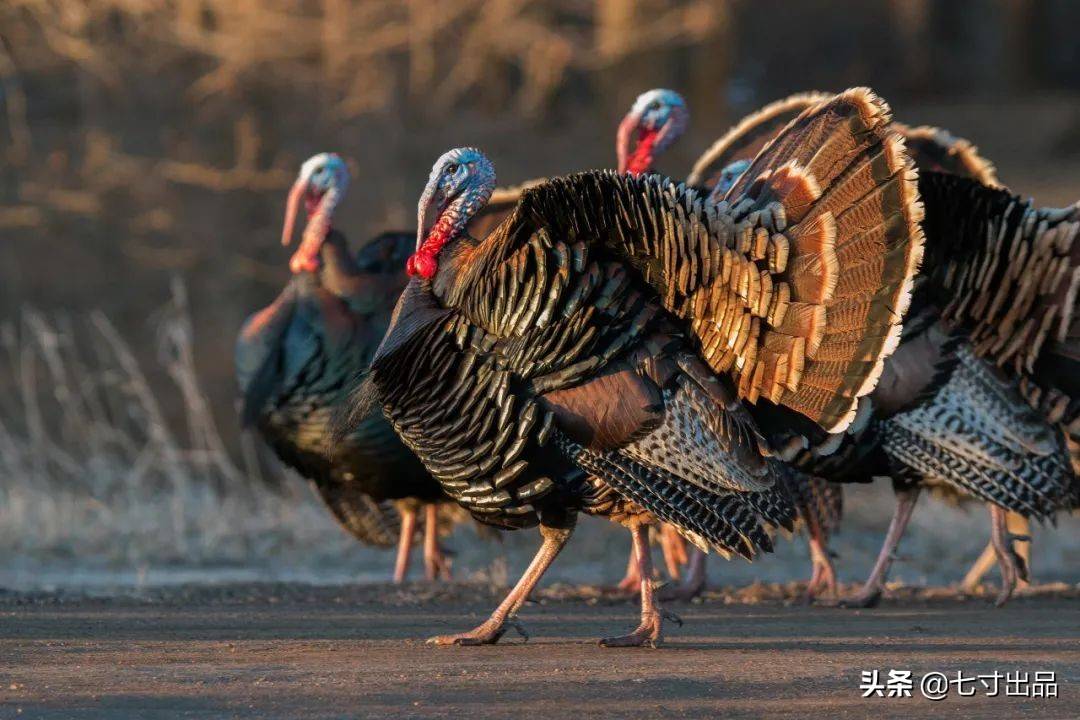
627, 129, 658, 176
406, 218, 454, 280
406, 251, 438, 279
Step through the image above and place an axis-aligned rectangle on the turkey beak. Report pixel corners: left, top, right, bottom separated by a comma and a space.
281, 178, 307, 247
415, 184, 446, 251
616, 111, 641, 175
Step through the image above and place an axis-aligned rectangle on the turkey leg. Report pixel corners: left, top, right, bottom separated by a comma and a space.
423, 504, 453, 581
832, 486, 920, 608
600, 522, 682, 648
392, 506, 418, 584
989, 504, 1030, 607
659, 524, 688, 580
804, 517, 838, 600
615, 540, 642, 592
427, 523, 572, 646
962, 511, 1030, 592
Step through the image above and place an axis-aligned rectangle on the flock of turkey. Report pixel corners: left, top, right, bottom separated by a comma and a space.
235, 87, 1080, 648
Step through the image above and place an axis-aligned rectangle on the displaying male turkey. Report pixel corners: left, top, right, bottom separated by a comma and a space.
343, 89, 927, 646
236, 152, 472, 583
692, 93, 1079, 607
487, 89, 845, 596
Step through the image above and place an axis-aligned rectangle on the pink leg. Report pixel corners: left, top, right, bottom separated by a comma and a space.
615, 539, 642, 592
659, 525, 688, 581
804, 522, 838, 601
600, 523, 682, 648
423, 504, 452, 582
960, 540, 997, 592
427, 524, 572, 646
393, 506, 418, 584
963, 511, 1031, 593
831, 486, 920, 608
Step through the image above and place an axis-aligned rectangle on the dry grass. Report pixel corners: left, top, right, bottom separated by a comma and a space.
0, 279, 360, 571
1, 1, 723, 120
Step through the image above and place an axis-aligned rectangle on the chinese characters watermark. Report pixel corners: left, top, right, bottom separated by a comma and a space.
860, 670, 1058, 700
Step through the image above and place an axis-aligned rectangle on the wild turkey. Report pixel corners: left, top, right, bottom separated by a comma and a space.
487, 89, 843, 596
344, 89, 926, 645
236, 152, 472, 583
682, 91, 1080, 608
868, 170, 1080, 605
699, 94, 1080, 604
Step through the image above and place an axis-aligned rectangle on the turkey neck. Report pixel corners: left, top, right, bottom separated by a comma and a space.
312, 230, 408, 315
431, 233, 480, 303
315, 230, 360, 295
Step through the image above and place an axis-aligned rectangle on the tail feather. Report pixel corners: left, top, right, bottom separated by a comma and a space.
780, 468, 844, 541
892, 123, 1001, 188
722, 88, 926, 433
319, 489, 402, 548
556, 428, 793, 559
687, 91, 833, 189
920, 172, 1080, 377
883, 346, 1074, 517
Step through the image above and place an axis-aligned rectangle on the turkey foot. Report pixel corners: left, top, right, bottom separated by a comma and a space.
963, 511, 1031, 593
427, 523, 571, 647
825, 486, 920, 609
601, 522, 680, 648
423, 504, 453, 582
598, 608, 682, 648
426, 616, 528, 646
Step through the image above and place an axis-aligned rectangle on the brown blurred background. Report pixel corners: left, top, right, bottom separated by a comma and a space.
1, 0, 1078, 585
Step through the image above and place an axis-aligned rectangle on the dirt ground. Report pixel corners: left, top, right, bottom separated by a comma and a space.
1, 583, 1077, 719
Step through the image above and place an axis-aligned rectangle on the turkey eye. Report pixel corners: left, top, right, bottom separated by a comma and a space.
446, 163, 459, 175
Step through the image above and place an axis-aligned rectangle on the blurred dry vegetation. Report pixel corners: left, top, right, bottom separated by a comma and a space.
1, 0, 1080, 574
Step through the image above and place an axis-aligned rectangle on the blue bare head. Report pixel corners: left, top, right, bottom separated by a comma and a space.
282, 152, 351, 274
617, 89, 689, 175
408, 147, 496, 280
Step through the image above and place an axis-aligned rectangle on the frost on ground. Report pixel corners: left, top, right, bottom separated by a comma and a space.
0, 283, 1078, 592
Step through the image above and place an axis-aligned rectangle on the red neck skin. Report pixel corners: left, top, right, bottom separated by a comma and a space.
288, 194, 333, 274
627, 129, 658, 176
407, 213, 457, 280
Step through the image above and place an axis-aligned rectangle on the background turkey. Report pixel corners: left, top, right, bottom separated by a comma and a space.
236, 152, 476, 584
344, 88, 926, 646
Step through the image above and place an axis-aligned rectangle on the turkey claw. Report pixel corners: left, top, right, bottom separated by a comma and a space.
426, 615, 528, 646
